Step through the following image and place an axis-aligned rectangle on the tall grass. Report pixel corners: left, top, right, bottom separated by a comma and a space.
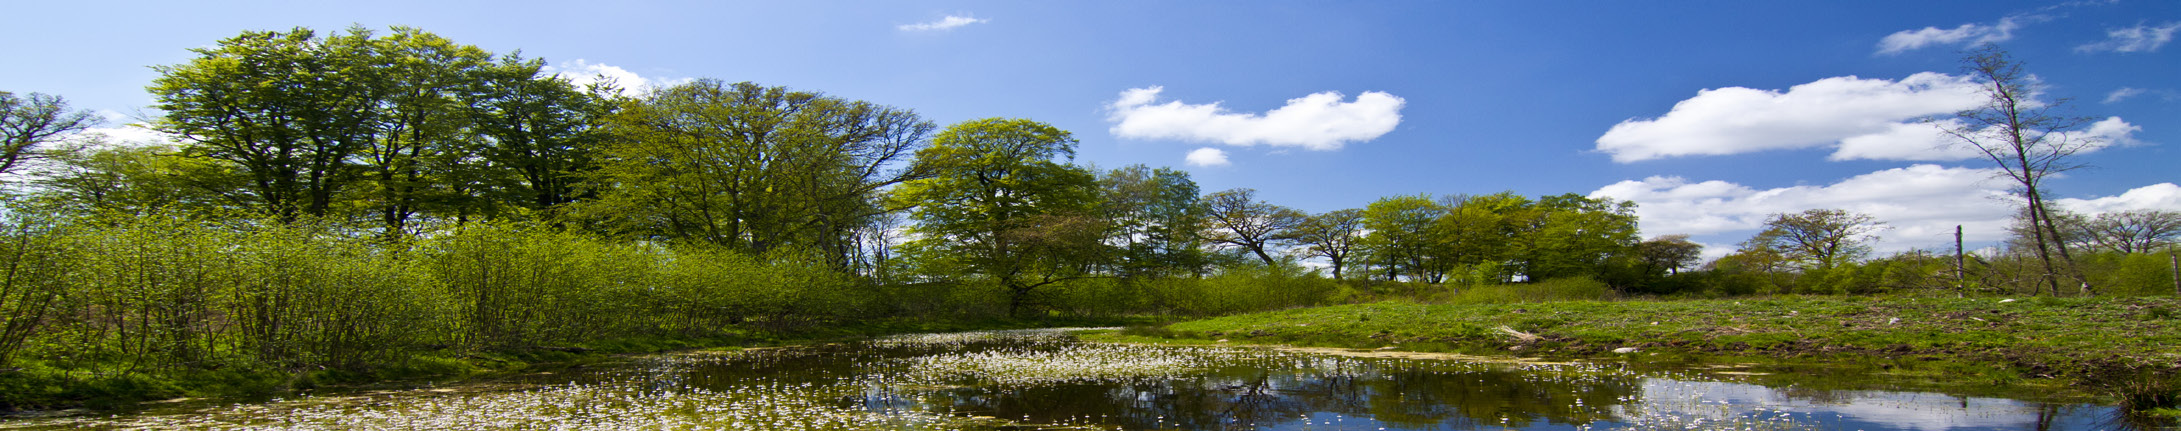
0, 205, 874, 408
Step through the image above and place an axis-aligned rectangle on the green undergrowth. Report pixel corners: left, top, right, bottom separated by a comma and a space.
1097, 295, 2181, 402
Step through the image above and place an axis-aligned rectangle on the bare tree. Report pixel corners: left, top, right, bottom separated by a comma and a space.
1202, 188, 1306, 265
1940, 45, 2101, 296
1292, 208, 1365, 279
2081, 210, 2181, 254
1, 92, 99, 183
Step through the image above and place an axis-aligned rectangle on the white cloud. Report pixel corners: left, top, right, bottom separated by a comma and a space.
1830, 120, 1984, 161
2056, 183, 2181, 214
539, 59, 688, 97
68, 112, 172, 148
2064, 116, 2143, 147
1596, 73, 1985, 162
2077, 21, 2181, 53
1184, 147, 1231, 167
1877, 16, 2032, 55
898, 15, 987, 32
77, 123, 173, 147
1590, 165, 2020, 253
2104, 87, 2146, 103
1106, 86, 1405, 151
1831, 116, 2140, 161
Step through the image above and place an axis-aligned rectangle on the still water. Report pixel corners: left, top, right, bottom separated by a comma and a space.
3, 329, 2129, 430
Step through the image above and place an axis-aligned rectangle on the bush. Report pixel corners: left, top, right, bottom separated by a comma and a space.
1154, 264, 1336, 316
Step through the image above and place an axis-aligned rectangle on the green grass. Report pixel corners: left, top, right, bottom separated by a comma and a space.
1095, 295, 2181, 400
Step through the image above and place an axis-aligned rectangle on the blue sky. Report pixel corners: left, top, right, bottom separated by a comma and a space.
4, 1, 2176, 257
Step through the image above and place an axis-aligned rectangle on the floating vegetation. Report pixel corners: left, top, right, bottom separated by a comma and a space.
16, 374, 977, 430
0, 329, 2121, 430
903, 343, 1218, 387
868, 328, 1103, 348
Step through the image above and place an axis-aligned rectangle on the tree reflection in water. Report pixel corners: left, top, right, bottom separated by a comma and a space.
895, 351, 1639, 430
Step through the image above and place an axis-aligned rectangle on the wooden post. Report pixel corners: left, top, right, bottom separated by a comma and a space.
1955, 225, 1966, 298
2170, 246, 2178, 297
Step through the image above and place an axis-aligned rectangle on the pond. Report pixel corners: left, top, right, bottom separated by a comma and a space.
0, 329, 2136, 430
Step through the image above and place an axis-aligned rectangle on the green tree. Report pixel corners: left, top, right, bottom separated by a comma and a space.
1360, 194, 1448, 282
465, 56, 616, 222
1, 91, 98, 184
151, 27, 386, 222
892, 118, 1103, 316
1505, 193, 1640, 280
359, 27, 497, 237
586, 80, 933, 261
1435, 193, 1524, 283
1098, 164, 1205, 278
1634, 234, 1704, 275
29, 143, 247, 215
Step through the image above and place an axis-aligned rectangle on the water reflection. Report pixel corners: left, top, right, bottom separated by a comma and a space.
0, 329, 2126, 430
1635, 380, 2112, 431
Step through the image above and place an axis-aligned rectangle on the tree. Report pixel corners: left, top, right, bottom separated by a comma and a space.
1360, 194, 1448, 282
2, 91, 99, 183
587, 80, 933, 262
1293, 208, 1364, 280
2081, 210, 2181, 254
1, 92, 99, 185
892, 118, 1102, 316
358, 27, 496, 237
465, 55, 616, 222
1202, 188, 1306, 266
1634, 234, 1704, 275
28, 143, 248, 215
1433, 194, 1519, 283
1098, 165, 1205, 278
151, 27, 386, 222
1942, 45, 2101, 295
1505, 194, 1641, 280
1744, 209, 1885, 272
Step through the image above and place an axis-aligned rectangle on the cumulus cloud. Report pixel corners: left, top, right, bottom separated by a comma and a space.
2064, 116, 2144, 147
1597, 72, 2142, 163
1184, 147, 1231, 167
2077, 21, 2181, 53
1830, 116, 2141, 161
1589, 164, 2020, 253
2104, 87, 2146, 104
1596, 73, 1985, 162
899, 15, 987, 32
1106, 86, 1404, 151
1877, 16, 2034, 55
2056, 183, 2181, 214
539, 59, 688, 97
1830, 120, 1984, 161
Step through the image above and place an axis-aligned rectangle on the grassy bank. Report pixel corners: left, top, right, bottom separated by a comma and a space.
1098, 295, 2181, 399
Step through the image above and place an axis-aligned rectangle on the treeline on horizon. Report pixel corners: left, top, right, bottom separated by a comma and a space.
1, 26, 2177, 405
